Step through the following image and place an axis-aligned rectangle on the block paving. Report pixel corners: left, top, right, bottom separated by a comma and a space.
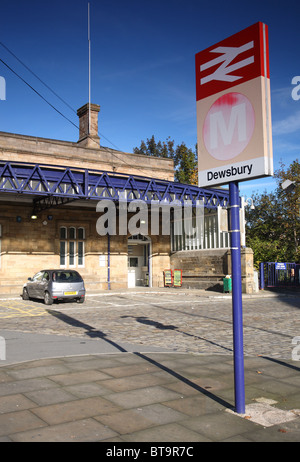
0, 289, 299, 442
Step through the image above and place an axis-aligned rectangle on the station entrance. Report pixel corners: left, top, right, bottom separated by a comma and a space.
127, 235, 151, 288
259, 262, 300, 289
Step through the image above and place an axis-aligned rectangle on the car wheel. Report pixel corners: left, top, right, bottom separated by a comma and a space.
77, 297, 85, 304
44, 291, 53, 305
22, 288, 30, 300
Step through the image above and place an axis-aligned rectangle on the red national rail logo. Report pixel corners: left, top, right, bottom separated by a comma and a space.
195, 22, 270, 101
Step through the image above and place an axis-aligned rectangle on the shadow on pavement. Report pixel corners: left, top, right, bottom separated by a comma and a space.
260, 355, 300, 372
121, 315, 233, 354
135, 352, 233, 410
46, 309, 127, 353
47, 309, 234, 410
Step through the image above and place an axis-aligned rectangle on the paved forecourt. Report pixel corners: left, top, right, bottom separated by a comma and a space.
0, 289, 298, 360
0, 289, 299, 443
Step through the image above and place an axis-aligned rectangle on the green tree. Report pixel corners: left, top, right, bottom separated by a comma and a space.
133, 135, 198, 185
133, 135, 175, 159
174, 143, 198, 185
246, 159, 300, 266
275, 159, 300, 258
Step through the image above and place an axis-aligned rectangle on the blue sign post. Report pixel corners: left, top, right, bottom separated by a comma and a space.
229, 181, 245, 414
195, 22, 273, 414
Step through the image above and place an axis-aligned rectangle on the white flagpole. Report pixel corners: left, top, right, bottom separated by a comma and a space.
88, 2, 91, 135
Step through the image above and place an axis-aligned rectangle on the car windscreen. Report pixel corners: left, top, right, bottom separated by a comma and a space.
52, 271, 83, 283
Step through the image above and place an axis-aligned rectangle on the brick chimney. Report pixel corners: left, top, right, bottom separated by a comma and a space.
77, 103, 100, 148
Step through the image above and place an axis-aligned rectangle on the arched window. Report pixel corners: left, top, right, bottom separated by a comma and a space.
60, 226, 67, 240
69, 227, 76, 240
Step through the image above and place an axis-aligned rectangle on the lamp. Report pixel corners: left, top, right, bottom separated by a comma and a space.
243, 197, 255, 210
281, 179, 296, 192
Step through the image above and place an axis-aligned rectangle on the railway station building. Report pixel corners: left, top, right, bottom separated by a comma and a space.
0, 103, 256, 296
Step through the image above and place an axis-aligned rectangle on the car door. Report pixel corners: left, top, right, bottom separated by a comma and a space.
27, 271, 44, 298
35, 271, 50, 299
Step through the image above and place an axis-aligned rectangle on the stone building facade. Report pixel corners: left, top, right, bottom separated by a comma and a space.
0, 103, 256, 296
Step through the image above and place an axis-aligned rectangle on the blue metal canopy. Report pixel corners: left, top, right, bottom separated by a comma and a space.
0, 161, 229, 212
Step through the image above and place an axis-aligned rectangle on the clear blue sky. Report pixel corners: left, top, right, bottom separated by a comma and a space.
0, 0, 299, 197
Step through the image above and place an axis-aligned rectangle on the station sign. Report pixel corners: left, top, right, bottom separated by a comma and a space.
275, 262, 287, 270
195, 22, 273, 187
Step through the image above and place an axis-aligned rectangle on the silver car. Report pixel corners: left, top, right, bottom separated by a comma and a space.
22, 269, 85, 305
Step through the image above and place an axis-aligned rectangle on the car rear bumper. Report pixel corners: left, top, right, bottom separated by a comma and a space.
52, 290, 85, 299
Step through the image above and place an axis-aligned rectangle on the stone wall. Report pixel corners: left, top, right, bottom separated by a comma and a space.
0, 202, 172, 295
0, 131, 174, 181
151, 235, 171, 288
0, 199, 255, 295
0, 202, 110, 294
0, 118, 175, 296
226, 247, 256, 294
170, 248, 256, 294
170, 249, 229, 291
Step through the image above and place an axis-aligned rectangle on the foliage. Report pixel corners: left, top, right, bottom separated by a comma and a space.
246, 236, 290, 269
134, 138, 300, 265
246, 159, 300, 266
133, 135, 198, 185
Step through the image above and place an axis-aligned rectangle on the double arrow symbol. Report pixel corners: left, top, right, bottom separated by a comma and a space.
200, 41, 254, 85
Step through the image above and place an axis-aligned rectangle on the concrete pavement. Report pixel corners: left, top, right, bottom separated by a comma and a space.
0, 288, 299, 443
0, 351, 299, 442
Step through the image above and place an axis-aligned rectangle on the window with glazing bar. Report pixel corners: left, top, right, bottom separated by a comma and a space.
60, 226, 85, 268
